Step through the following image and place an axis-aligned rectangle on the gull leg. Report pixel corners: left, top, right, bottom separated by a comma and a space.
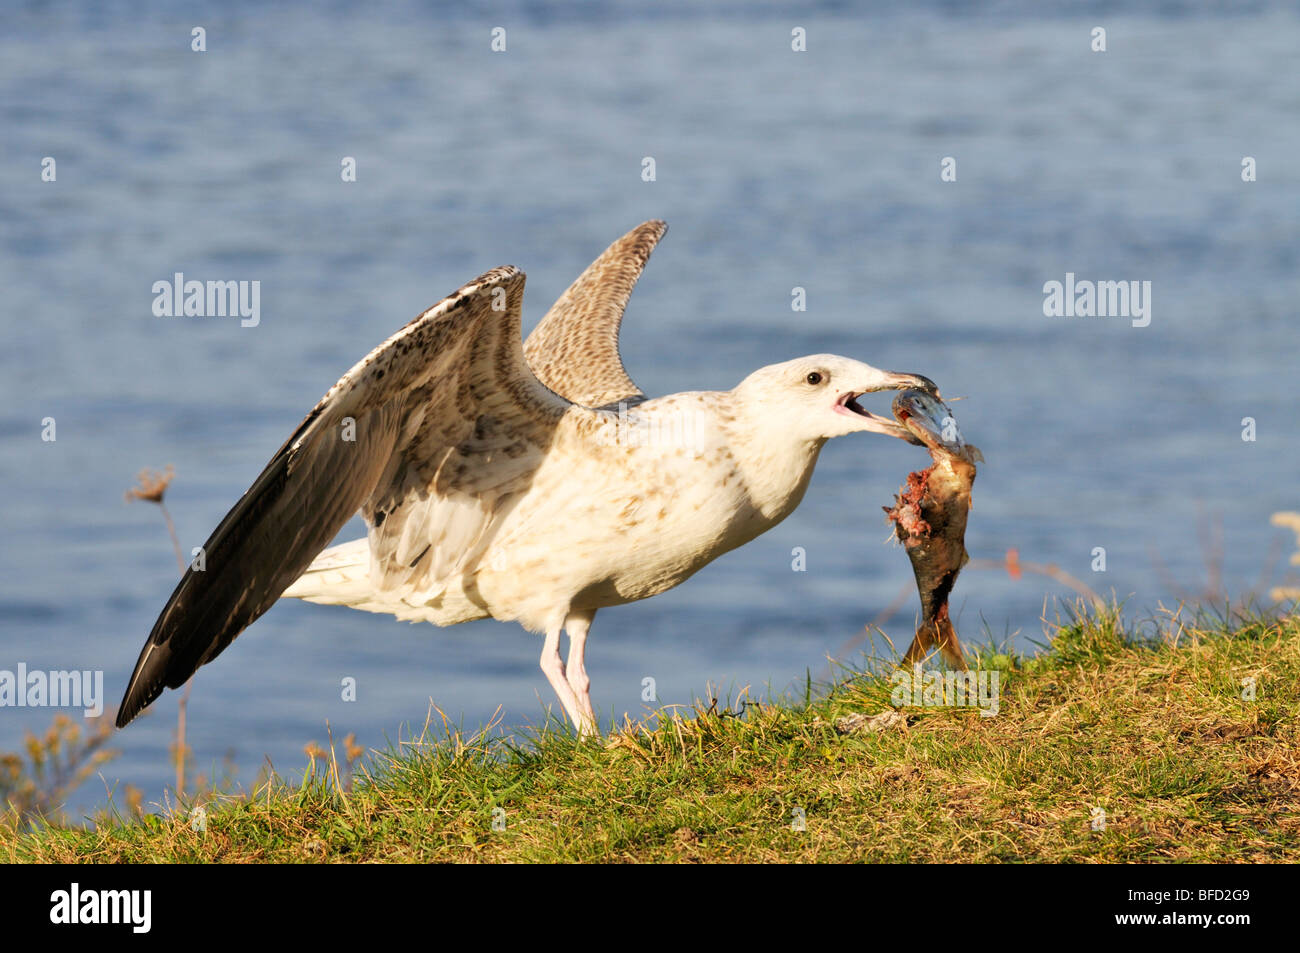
539, 622, 591, 735
564, 609, 598, 737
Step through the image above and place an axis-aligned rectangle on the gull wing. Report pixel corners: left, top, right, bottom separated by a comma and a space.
117, 267, 569, 727
523, 220, 666, 408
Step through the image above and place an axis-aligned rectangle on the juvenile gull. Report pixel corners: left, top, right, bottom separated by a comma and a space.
116, 222, 938, 735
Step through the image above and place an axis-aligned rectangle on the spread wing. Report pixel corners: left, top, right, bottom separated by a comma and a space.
117, 267, 570, 727
523, 219, 666, 408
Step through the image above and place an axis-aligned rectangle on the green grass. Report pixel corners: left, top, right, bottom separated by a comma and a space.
5, 606, 1298, 862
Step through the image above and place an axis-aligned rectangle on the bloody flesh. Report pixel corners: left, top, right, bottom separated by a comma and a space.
883, 391, 980, 668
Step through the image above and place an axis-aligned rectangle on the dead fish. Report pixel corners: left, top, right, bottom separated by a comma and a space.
883, 390, 982, 668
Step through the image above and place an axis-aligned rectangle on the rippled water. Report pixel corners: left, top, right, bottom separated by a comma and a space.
2, 1, 1298, 816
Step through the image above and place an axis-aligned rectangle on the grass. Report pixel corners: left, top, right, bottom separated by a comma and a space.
4, 605, 1298, 863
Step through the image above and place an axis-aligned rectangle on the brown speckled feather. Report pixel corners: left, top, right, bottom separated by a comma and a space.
523, 220, 666, 408
116, 266, 570, 728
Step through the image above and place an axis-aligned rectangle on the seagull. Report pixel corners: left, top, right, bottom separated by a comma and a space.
116, 221, 939, 736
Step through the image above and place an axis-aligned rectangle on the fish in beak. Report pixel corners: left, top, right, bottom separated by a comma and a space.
882, 389, 982, 669
835, 371, 943, 441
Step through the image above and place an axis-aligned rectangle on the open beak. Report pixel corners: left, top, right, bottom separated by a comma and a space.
834, 371, 941, 442
878, 371, 940, 398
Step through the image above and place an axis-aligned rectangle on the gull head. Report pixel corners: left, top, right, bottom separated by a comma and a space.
734, 354, 940, 444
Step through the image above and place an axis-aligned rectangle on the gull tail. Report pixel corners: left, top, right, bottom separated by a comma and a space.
282, 538, 373, 606
281, 539, 458, 623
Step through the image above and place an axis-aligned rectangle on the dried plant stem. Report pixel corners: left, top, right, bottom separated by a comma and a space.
155, 498, 192, 799
966, 553, 1104, 607
125, 467, 198, 800
175, 686, 191, 798
158, 501, 185, 575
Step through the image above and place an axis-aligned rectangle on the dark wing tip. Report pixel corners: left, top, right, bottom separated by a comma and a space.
114, 683, 156, 729
115, 636, 181, 728
115, 655, 162, 728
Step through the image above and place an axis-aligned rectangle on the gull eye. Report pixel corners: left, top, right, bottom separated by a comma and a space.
806, 371, 824, 385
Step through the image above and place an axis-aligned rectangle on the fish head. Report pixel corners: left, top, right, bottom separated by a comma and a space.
891, 389, 983, 464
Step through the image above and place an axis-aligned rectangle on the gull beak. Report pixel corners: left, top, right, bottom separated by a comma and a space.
834, 370, 942, 442
874, 371, 940, 399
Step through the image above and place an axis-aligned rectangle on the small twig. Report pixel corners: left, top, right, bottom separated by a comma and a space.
125, 465, 195, 797
1196, 504, 1225, 601
158, 501, 185, 575
174, 683, 191, 798
966, 551, 1104, 607
825, 580, 913, 672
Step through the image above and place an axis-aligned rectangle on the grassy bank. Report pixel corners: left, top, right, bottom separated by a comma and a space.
4, 607, 1298, 863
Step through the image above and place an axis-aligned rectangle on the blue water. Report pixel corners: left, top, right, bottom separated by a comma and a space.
2, 1, 1298, 818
